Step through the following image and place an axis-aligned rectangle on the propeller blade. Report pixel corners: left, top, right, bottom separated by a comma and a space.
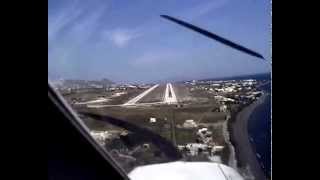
161, 15, 264, 60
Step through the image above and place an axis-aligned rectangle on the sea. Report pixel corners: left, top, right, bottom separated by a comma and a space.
248, 78, 271, 178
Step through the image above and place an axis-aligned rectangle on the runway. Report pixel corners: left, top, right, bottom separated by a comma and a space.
87, 83, 179, 108
123, 84, 159, 105
164, 83, 178, 104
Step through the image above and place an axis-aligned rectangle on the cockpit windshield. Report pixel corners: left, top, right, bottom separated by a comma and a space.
49, 0, 271, 179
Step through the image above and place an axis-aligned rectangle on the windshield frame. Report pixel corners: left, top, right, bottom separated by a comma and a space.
48, 81, 130, 179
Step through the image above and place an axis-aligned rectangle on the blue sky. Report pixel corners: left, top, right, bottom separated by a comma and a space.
48, 0, 271, 83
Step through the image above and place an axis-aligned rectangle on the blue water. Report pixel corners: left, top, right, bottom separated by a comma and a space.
248, 82, 271, 178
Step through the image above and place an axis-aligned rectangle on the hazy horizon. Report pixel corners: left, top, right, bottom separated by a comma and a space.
49, 72, 271, 84
49, 0, 271, 83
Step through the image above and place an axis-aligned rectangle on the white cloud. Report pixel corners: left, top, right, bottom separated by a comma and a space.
131, 50, 184, 68
48, 0, 86, 42
48, 0, 108, 44
104, 28, 142, 48
178, 0, 229, 21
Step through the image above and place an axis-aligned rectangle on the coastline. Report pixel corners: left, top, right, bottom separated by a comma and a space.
229, 93, 268, 180
222, 112, 237, 169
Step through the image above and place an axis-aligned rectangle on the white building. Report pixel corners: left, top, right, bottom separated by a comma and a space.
212, 146, 224, 153
177, 145, 186, 151
219, 105, 227, 112
224, 87, 235, 93
186, 143, 209, 156
210, 84, 220, 87
149, 117, 157, 123
112, 92, 126, 97
90, 131, 111, 146
198, 128, 208, 134
214, 95, 235, 103
197, 128, 213, 144
183, 120, 198, 128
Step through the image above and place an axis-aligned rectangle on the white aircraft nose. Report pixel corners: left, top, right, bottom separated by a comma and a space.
128, 161, 244, 180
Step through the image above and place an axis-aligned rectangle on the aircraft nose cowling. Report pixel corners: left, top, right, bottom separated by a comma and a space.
128, 161, 244, 180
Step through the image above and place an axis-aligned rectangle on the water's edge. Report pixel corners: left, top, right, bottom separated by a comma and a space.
247, 92, 271, 177
228, 92, 269, 180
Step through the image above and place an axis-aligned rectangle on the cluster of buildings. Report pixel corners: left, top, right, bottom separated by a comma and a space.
188, 79, 258, 94
54, 79, 114, 90
53, 78, 155, 95
178, 120, 225, 161
106, 85, 139, 92
105, 84, 153, 92
176, 79, 265, 161
188, 79, 263, 106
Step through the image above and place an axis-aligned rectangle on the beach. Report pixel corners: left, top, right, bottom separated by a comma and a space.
230, 93, 268, 180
